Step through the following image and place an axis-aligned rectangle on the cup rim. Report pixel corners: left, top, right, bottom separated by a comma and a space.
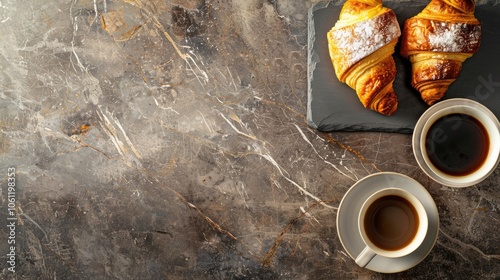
358, 188, 429, 258
413, 98, 500, 188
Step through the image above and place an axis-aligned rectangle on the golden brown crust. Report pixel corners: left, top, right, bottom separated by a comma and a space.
432, 0, 476, 15
411, 55, 462, 84
356, 52, 397, 112
339, 1, 374, 18
375, 89, 398, 116
329, 10, 401, 81
400, 0, 481, 105
401, 18, 481, 55
327, 0, 400, 115
409, 53, 468, 104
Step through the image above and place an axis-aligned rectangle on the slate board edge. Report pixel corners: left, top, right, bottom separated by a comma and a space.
306, 2, 334, 130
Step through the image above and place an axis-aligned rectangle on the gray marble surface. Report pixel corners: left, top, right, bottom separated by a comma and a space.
0, 0, 499, 279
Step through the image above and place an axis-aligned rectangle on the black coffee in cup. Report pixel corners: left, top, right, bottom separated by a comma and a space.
413, 99, 500, 187
363, 195, 419, 251
424, 113, 489, 176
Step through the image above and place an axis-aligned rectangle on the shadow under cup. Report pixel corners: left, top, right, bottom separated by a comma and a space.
413, 99, 500, 188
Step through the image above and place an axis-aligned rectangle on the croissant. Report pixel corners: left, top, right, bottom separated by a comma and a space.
400, 0, 481, 105
327, 0, 401, 116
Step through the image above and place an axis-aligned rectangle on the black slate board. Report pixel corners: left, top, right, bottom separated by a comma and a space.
307, 1, 500, 133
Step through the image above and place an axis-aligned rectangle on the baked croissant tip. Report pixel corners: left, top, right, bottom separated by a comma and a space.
376, 92, 398, 116
420, 86, 449, 105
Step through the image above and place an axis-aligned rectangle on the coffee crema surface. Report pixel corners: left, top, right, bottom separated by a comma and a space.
363, 195, 419, 251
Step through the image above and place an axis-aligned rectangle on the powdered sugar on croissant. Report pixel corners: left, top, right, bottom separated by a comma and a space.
327, 0, 401, 116
401, 0, 481, 105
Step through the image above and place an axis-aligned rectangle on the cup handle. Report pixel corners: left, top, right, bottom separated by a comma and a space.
355, 246, 377, 267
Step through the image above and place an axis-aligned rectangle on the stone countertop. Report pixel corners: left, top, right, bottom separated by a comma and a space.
0, 0, 499, 279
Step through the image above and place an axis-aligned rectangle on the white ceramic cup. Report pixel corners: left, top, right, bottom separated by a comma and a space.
413, 98, 500, 187
355, 188, 429, 268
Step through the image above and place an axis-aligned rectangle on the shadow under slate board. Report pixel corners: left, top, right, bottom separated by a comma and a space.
307, 1, 500, 133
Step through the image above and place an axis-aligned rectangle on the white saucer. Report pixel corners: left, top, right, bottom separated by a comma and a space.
336, 172, 439, 273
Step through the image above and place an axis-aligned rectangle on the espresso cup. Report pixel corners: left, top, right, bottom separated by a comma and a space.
413, 98, 500, 188
355, 188, 428, 267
